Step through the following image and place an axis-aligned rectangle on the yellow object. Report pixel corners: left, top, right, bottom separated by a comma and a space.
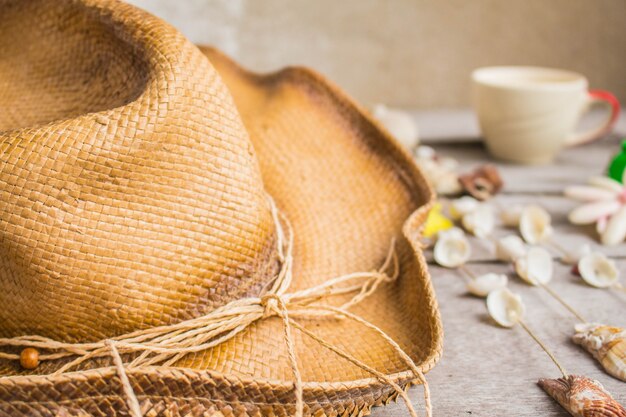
423, 203, 454, 238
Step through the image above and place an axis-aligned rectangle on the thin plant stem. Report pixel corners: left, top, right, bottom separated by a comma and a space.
546, 238, 569, 258
539, 283, 587, 323
519, 319, 568, 378
458, 264, 476, 281
612, 282, 626, 293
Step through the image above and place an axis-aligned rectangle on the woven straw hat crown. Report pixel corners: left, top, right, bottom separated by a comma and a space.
0, 0, 279, 342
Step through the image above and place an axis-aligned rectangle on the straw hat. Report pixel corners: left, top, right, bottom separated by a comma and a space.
0, 0, 442, 416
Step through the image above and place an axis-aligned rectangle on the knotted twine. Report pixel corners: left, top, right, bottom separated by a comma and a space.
0, 198, 431, 417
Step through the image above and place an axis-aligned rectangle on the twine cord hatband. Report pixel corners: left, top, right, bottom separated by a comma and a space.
0, 198, 431, 417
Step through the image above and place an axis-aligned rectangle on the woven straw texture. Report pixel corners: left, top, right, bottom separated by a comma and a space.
0, 0, 442, 416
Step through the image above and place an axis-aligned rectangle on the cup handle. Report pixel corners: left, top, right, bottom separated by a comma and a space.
566, 90, 620, 147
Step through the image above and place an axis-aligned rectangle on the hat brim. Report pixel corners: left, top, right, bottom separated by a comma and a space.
0, 46, 441, 417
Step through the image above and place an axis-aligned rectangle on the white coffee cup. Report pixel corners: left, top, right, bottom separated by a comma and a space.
472, 66, 620, 164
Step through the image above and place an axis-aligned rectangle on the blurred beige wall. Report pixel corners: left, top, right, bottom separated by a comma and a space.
127, 0, 626, 109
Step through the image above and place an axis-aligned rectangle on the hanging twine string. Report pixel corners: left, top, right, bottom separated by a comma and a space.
0, 197, 431, 417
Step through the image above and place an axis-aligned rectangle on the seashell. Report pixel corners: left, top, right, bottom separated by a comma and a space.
433, 228, 471, 268
373, 104, 419, 149
495, 235, 527, 262
500, 205, 524, 228
564, 185, 619, 202
461, 204, 495, 238
573, 323, 626, 382
438, 156, 459, 172
449, 196, 479, 220
588, 176, 624, 193
458, 164, 503, 201
538, 375, 626, 417
519, 205, 554, 244
578, 253, 620, 289
486, 288, 525, 328
514, 246, 553, 285
601, 205, 626, 246
568, 200, 621, 225
415, 145, 435, 159
467, 273, 508, 297
561, 244, 591, 266
435, 172, 462, 195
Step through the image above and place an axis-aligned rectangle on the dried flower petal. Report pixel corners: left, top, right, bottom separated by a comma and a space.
601, 205, 626, 246
588, 176, 624, 193
568, 200, 621, 225
564, 185, 618, 202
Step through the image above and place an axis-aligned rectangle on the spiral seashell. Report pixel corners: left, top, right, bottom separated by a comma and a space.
538, 375, 626, 417
573, 323, 626, 382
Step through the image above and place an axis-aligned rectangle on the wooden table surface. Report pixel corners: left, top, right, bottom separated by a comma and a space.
371, 111, 626, 416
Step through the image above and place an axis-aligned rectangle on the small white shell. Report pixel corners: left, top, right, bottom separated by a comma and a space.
435, 172, 462, 195
601, 205, 626, 246
433, 228, 471, 268
415, 146, 435, 159
461, 204, 495, 238
514, 246, 553, 285
486, 288, 525, 328
578, 252, 620, 288
561, 243, 591, 265
500, 205, 524, 228
438, 157, 459, 172
495, 235, 527, 262
373, 105, 419, 149
519, 205, 553, 244
467, 273, 508, 297
449, 196, 479, 220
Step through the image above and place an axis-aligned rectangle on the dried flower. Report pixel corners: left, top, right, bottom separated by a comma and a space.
565, 176, 626, 246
